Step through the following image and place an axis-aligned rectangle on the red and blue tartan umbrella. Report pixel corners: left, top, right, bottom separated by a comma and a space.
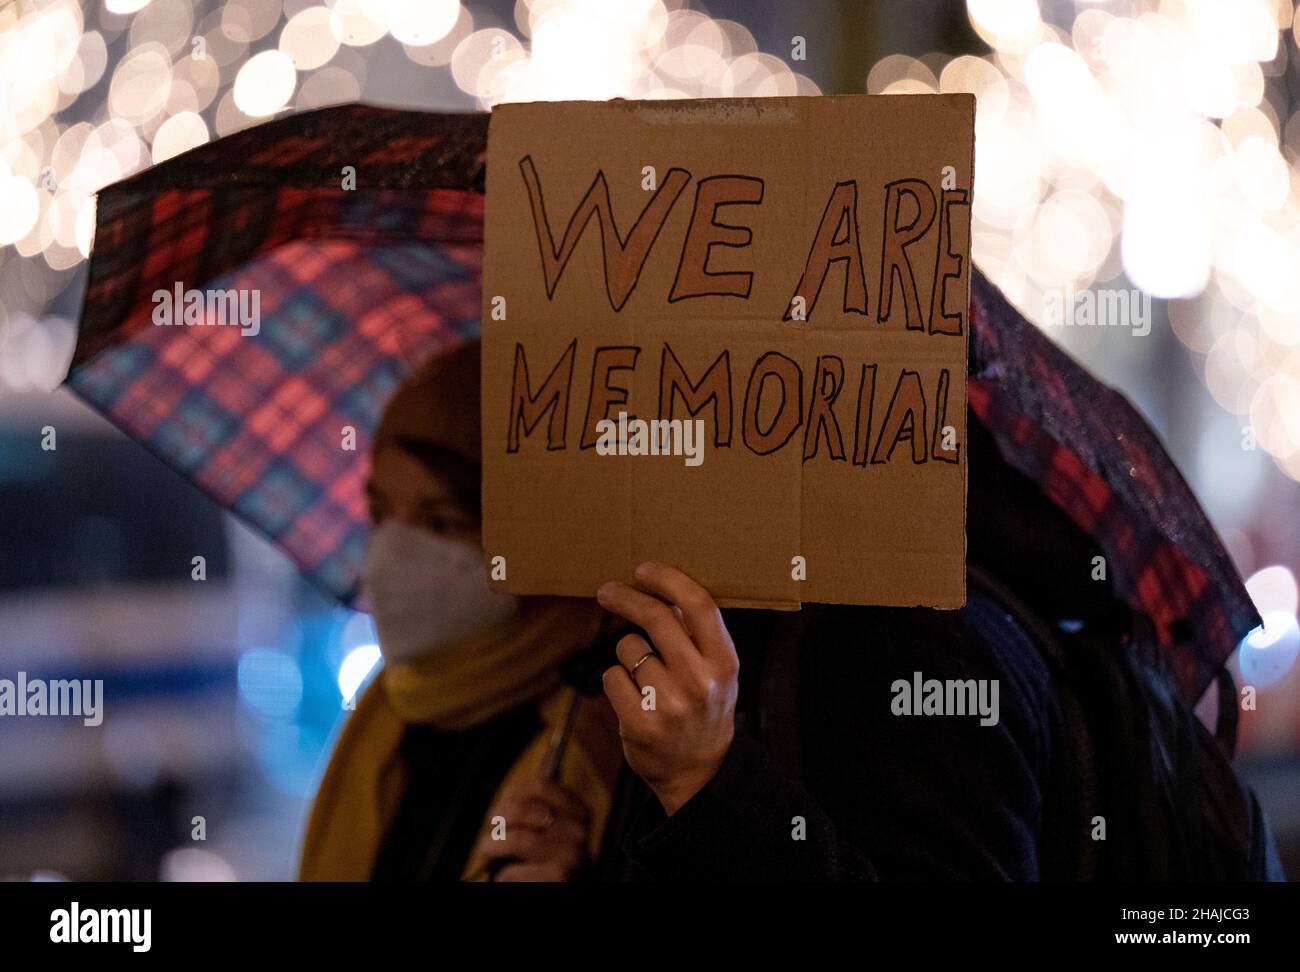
67, 103, 1259, 709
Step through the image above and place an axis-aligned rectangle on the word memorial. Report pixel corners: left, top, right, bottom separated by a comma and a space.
482, 96, 973, 611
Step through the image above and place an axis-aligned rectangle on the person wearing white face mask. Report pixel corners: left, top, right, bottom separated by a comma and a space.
298, 338, 628, 881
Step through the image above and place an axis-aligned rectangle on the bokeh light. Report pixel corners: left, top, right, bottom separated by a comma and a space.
237, 647, 304, 721
0, 0, 1297, 495
232, 49, 296, 117
337, 642, 381, 706
1240, 565, 1300, 688
924, 0, 1300, 485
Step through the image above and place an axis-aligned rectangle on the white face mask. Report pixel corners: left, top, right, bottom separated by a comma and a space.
362, 518, 521, 663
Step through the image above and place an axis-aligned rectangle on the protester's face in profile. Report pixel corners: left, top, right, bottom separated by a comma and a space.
366, 445, 480, 549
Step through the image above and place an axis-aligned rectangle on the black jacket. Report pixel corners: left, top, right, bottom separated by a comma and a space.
369, 592, 1055, 882
596, 593, 1054, 880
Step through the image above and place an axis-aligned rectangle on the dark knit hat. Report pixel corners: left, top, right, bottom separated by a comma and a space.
372, 338, 481, 466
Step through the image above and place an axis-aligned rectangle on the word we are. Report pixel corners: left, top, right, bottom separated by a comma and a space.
520, 156, 969, 332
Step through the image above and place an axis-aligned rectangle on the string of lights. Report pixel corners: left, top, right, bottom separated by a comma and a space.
0, 0, 1298, 489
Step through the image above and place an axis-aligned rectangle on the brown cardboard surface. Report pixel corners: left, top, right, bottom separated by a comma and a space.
482, 95, 972, 610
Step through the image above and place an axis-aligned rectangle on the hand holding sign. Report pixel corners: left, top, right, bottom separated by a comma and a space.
597, 562, 740, 816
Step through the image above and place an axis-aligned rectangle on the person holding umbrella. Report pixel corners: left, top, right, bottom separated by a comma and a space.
298, 339, 616, 880
300, 337, 779, 881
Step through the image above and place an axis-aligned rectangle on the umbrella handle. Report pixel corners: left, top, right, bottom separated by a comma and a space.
539, 685, 583, 782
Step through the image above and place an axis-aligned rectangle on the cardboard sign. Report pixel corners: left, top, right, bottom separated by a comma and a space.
482, 95, 972, 610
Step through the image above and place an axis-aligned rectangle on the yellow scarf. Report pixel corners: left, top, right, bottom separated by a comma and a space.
297, 597, 626, 881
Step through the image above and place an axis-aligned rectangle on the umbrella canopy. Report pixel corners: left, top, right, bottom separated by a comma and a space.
67, 103, 1259, 707
71, 106, 486, 599
968, 273, 1259, 703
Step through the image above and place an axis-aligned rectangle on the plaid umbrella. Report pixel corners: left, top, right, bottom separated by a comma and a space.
67, 103, 1259, 708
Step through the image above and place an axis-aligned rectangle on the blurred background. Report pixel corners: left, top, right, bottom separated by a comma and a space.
0, 0, 1297, 881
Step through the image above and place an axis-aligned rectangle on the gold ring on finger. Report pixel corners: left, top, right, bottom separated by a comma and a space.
630, 649, 656, 680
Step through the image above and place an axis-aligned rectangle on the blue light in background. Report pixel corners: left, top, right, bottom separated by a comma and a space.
338, 643, 381, 708
1239, 611, 1300, 689
236, 648, 303, 721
